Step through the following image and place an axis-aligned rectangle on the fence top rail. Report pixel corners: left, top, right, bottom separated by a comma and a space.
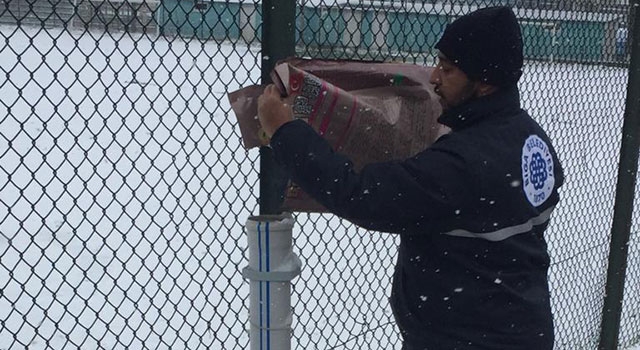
221, 0, 622, 23
85, 0, 160, 4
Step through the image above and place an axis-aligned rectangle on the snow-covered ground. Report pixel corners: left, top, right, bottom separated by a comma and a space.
0, 24, 638, 349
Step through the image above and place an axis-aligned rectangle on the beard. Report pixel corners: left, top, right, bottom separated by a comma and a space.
439, 81, 478, 111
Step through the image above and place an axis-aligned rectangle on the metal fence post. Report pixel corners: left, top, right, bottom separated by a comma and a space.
243, 214, 302, 350
598, 1, 640, 349
259, 0, 296, 215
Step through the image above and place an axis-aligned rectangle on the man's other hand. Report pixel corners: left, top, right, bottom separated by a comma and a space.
257, 84, 294, 141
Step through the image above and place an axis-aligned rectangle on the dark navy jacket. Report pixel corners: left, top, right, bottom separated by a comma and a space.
270, 86, 564, 349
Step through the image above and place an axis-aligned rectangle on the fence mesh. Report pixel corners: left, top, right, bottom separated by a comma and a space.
0, 0, 638, 349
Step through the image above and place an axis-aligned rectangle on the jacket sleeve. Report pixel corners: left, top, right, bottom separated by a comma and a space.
270, 120, 470, 234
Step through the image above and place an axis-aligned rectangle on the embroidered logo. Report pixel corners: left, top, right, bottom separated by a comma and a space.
522, 135, 555, 207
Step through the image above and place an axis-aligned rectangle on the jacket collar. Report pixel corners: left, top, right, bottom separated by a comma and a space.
437, 85, 521, 131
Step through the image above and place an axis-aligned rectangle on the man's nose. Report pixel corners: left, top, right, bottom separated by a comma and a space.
429, 69, 440, 85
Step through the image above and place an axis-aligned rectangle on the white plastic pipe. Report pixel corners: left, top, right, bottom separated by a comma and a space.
243, 213, 301, 350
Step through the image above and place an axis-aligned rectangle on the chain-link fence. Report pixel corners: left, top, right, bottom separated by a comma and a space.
0, 0, 638, 349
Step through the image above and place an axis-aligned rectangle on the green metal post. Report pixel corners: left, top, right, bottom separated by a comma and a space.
259, 0, 296, 215
598, 1, 640, 349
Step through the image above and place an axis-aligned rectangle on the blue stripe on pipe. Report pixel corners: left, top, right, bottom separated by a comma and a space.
266, 222, 271, 350
258, 222, 263, 350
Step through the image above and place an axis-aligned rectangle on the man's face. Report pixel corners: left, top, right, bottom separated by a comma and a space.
429, 53, 478, 111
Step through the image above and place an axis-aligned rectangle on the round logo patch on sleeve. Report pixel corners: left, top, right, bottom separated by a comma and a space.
522, 135, 555, 207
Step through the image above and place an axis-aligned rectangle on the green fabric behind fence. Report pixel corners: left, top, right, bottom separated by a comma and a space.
360, 10, 375, 48
521, 20, 606, 62
299, 6, 346, 48
556, 21, 605, 62
387, 11, 447, 54
157, 2, 610, 63
159, 0, 240, 40
522, 21, 556, 60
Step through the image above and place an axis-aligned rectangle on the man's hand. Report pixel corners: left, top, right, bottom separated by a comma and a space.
257, 84, 294, 141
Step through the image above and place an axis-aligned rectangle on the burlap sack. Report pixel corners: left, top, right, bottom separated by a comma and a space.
228, 58, 447, 212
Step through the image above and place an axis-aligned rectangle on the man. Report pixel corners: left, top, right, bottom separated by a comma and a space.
257, 6, 563, 350
616, 25, 628, 61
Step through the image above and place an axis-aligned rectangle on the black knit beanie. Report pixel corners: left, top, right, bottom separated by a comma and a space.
435, 6, 524, 87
